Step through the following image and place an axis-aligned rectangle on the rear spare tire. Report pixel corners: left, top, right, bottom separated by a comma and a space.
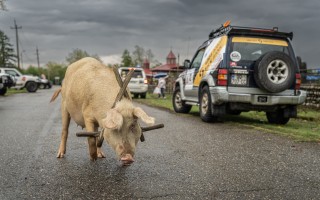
254, 51, 295, 93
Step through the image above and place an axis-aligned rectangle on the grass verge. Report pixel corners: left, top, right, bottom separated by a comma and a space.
5, 88, 27, 95
134, 93, 320, 142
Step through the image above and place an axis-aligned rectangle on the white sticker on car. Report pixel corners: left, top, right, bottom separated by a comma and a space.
230, 51, 241, 62
185, 68, 195, 90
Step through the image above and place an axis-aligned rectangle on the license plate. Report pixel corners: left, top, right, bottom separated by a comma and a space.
231, 74, 247, 85
258, 96, 268, 103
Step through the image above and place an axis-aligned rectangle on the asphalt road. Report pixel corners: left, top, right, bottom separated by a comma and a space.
0, 87, 319, 200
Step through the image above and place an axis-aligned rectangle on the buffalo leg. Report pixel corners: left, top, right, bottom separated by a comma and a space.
57, 103, 71, 158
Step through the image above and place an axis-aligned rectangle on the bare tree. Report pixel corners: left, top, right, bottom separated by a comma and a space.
132, 45, 145, 67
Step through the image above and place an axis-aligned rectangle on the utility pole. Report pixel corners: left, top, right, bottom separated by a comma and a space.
36, 46, 40, 70
11, 19, 22, 69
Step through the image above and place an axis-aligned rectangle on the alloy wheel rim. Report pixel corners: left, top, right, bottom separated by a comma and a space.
267, 59, 288, 84
175, 92, 182, 108
201, 93, 208, 114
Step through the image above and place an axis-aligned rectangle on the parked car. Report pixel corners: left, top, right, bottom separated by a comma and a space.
0, 67, 40, 92
118, 67, 148, 98
0, 72, 16, 95
38, 74, 52, 89
172, 21, 306, 124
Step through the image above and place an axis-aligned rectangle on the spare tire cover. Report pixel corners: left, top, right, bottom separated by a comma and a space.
254, 51, 295, 93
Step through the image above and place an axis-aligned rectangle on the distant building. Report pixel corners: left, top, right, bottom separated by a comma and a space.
142, 58, 153, 83
151, 50, 183, 73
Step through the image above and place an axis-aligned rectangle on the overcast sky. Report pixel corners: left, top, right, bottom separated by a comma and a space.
1, 0, 319, 69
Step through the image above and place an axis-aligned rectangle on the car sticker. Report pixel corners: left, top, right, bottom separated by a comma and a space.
193, 35, 227, 86
185, 68, 195, 90
230, 51, 241, 62
230, 62, 237, 66
232, 37, 288, 46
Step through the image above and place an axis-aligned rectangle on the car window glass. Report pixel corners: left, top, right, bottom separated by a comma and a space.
231, 38, 289, 62
121, 70, 143, 78
5, 70, 20, 77
190, 49, 205, 69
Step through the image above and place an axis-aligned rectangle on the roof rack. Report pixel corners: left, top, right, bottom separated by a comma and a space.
208, 22, 293, 40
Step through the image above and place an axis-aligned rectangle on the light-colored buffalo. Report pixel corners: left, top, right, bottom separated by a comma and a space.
50, 57, 155, 165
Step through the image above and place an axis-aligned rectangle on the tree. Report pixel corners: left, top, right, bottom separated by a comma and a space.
121, 49, 133, 67
65, 48, 101, 65
132, 45, 145, 67
0, 30, 16, 67
46, 61, 67, 83
145, 49, 154, 63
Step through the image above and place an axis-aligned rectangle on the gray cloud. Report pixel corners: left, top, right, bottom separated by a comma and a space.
0, 0, 319, 68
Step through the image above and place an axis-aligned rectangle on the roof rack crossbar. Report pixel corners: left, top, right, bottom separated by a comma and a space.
208, 25, 293, 40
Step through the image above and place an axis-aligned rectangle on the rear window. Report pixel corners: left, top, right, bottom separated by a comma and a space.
120, 69, 143, 78
230, 37, 289, 62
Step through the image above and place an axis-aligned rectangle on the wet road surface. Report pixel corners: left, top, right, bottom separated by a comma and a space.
0, 87, 320, 199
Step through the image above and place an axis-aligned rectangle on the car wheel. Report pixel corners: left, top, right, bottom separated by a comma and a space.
266, 109, 290, 124
133, 94, 139, 98
254, 51, 295, 93
200, 86, 216, 122
172, 86, 192, 113
0, 88, 7, 95
140, 93, 146, 99
25, 81, 38, 93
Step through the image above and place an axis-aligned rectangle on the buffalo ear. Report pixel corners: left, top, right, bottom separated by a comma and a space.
102, 109, 123, 130
133, 107, 155, 125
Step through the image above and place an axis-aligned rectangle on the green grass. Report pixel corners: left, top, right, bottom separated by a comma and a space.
135, 93, 320, 142
5, 88, 27, 95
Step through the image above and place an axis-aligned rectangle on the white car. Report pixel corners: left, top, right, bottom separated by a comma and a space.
0, 72, 16, 95
0, 68, 40, 92
118, 67, 148, 98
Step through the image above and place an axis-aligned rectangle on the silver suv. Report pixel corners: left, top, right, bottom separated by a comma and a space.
172, 22, 306, 124
118, 67, 148, 98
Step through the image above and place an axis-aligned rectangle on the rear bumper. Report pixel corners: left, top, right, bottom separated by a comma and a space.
128, 84, 148, 94
210, 86, 307, 106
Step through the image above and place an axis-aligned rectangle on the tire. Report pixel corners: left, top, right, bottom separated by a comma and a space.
25, 81, 38, 93
266, 109, 290, 125
133, 94, 139, 98
172, 86, 192, 113
39, 84, 45, 89
140, 93, 146, 99
254, 51, 295, 93
0, 88, 7, 95
200, 86, 216, 122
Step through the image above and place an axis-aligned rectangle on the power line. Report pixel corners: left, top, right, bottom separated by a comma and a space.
10, 19, 22, 69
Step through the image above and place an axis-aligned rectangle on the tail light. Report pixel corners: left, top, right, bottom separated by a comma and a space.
22, 76, 26, 81
144, 79, 148, 84
295, 73, 301, 90
217, 69, 228, 86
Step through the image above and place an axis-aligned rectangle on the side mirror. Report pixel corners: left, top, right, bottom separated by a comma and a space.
183, 59, 190, 69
